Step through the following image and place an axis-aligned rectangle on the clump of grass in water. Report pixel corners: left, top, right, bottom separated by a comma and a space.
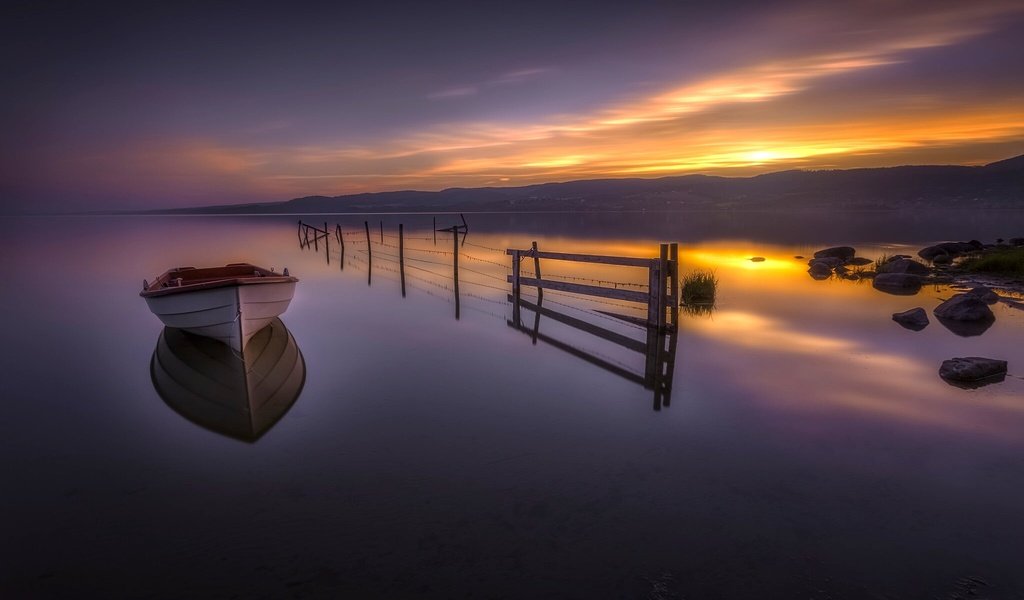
961, 247, 1024, 275
681, 269, 718, 306
874, 253, 892, 270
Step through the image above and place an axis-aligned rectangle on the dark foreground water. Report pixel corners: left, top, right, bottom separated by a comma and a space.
2, 211, 1024, 599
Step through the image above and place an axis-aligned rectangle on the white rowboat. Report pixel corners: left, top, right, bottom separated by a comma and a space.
141, 263, 298, 353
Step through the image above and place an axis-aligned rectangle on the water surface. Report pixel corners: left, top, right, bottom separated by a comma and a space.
3, 212, 1024, 599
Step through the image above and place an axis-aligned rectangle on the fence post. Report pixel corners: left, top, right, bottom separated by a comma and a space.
379, 220, 383, 244
531, 241, 543, 302
364, 221, 371, 286
647, 258, 660, 327
511, 250, 521, 300
453, 225, 460, 319
667, 241, 675, 309
433, 217, 436, 245
659, 244, 668, 330
399, 224, 406, 297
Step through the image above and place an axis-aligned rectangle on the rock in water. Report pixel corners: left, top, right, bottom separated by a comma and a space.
965, 286, 999, 305
808, 256, 844, 268
892, 307, 929, 331
918, 241, 979, 261
933, 294, 995, 321
813, 246, 856, 260
872, 273, 922, 295
750, 256, 765, 262
939, 357, 1007, 388
807, 262, 833, 279
847, 257, 873, 266
877, 258, 930, 275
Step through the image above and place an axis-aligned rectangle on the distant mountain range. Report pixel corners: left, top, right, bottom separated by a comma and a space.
160, 154, 1024, 214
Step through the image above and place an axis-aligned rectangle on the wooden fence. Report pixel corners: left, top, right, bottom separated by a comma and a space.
507, 242, 679, 330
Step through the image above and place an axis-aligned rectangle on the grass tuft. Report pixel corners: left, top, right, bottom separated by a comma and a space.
681, 269, 718, 305
961, 247, 1024, 275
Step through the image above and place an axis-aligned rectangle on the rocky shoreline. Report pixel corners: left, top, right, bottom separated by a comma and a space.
802, 238, 1022, 389
803, 238, 1024, 300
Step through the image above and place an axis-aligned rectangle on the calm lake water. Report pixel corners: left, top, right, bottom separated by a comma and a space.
3, 211, 1024, 599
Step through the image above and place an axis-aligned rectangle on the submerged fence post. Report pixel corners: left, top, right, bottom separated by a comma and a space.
669, 242, 678, 326
531, 241, 543, 302
453, 224, 460, 320
433, 217, 437, 245
511, 250, 521, 300
658, 243, 668, 330
379, 220, 383, 244
399, 224, 406, 297
364, 221, 372, 286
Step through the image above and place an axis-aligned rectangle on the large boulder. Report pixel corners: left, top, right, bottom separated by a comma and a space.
939, 357, 1007, 388
918, 241, 979, 261
877, 258, 929, 275
933, 294, 995, 321
813, 246, 856, 260
892, 307, 929, 331
1010, 237, 1024, 247
847, 257, 873, 266
873, 273, 922, 295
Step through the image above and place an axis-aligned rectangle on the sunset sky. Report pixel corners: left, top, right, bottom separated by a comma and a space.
3, 0, 1024, 212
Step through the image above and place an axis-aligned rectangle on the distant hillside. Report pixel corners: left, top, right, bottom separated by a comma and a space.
158, 154, 1024, 214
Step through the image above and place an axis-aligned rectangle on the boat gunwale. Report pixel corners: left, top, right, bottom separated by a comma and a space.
140, 264, 298, 298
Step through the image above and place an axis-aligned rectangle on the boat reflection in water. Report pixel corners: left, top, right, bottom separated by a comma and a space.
150, 318, 305, 442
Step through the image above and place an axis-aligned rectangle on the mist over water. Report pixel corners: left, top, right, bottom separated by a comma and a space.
3, 211, 1024, 598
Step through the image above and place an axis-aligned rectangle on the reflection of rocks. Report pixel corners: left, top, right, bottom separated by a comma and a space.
892, 307, 928, 331
937, 316, 995, 337
872, 273, 922, 295
939, 357, 1007, 389
813, 246, 856, 260
877, 258, 929, 275
933, 294, 995, 322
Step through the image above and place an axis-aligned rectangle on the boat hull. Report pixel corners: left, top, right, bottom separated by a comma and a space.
144, 280, 296, 352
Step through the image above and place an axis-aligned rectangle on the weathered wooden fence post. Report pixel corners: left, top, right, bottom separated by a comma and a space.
399, 224, 406, 297
453, 223, 460, 319
659, 243, 668, 330
669, 242, 678, 325
531, 241, 542, 302
364, 221, 372, 286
